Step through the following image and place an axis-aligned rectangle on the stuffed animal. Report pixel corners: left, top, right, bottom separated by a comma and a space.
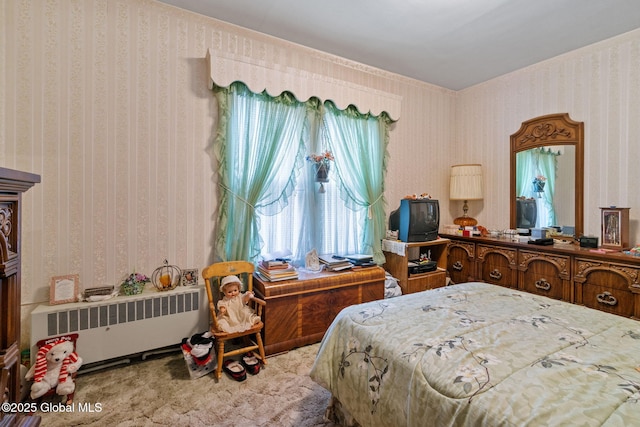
25, 338, 82, 399
181, 331, 214, 365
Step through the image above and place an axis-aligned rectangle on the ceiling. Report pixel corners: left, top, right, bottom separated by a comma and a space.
158, 0, 640, 91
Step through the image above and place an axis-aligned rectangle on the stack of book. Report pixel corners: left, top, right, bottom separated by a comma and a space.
318, 255, 354, 272
344, 254, 375, 267
257, 259, 298, 282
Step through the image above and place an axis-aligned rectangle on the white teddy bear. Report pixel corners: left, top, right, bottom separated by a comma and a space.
25, 338, 83, 400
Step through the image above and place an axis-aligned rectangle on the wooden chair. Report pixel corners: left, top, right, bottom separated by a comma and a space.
202, 261, 267, 380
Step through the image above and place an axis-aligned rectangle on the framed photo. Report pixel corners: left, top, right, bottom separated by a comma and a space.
50, 274, 79, 305
181, 269, 199, 286
600, 207, 630, 250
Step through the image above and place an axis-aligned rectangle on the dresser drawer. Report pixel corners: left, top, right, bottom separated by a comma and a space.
518, 250, 571, 301
573, 258, 639, 318
476, 244, 518, 288
405, 269, 447, 293
447, 241, 476, 284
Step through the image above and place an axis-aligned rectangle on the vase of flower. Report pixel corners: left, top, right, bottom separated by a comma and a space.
532, 175, 546, 197
120, 272, 150, 296
306, 151, 334, 189
314, 163, 330, 182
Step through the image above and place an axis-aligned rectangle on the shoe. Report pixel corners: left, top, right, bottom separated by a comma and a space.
223, 359, 247, 381
241, 351, 261, 375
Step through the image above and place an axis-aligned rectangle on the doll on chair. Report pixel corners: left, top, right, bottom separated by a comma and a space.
217, 275, 261, 333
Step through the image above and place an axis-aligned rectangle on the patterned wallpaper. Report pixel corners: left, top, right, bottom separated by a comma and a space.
1, 0, 639, 347
457, 29, 640, 235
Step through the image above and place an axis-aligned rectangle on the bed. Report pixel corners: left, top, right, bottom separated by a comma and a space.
309, 282, 640, 426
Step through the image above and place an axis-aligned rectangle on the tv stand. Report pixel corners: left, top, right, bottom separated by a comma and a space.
382, 238, 449, 294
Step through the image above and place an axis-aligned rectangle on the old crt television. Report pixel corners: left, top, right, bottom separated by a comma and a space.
389, 199, 440, 242
516, 198, 537, 228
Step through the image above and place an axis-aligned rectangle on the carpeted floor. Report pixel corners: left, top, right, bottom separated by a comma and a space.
35, 343, 337, 427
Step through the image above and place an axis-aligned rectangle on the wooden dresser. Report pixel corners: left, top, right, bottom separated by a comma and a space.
1, 168, 40, 421
442, 233, 640, 319
253, 266, 385, 355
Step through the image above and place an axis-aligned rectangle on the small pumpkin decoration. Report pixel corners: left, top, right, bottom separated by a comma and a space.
152, 259, 181, 291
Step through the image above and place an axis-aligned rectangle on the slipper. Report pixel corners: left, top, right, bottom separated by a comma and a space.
223, 359, 247, 381
241, 351, 261, 375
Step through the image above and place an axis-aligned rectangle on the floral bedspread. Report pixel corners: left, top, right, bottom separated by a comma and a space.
310, 282, 640, 426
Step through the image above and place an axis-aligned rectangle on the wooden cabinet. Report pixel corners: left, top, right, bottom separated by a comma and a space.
442, 233, 640, 320
253, 267, 385, 355
382, 238, 449, 294
0, 167, 40, 406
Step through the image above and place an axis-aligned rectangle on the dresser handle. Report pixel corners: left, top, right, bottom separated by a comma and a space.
452, 261, 463, 271
489, 269, 502, 280
596, 291, 618, 306
535, 279, 551, 291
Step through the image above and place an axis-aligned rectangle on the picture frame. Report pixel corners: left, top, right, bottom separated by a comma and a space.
49, 274, 79, 305
600, 207, 630, 250
181, 268, 199, 286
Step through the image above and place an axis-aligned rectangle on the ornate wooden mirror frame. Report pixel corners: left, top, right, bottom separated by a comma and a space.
510, 113, 584, 236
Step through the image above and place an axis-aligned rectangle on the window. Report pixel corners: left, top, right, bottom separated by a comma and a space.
258, 120, 366, 262
214, 83, 389, 264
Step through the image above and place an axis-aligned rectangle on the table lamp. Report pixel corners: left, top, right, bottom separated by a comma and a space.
450, 164, 483, 226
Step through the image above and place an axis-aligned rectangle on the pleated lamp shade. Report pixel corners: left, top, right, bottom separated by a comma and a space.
450, 164, 483, 226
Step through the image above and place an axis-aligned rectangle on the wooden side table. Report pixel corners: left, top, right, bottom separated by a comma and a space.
253, 266, 385, 355
382, 238, 449, 294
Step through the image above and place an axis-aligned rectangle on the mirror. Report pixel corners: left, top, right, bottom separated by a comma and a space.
510, 113, 584, 237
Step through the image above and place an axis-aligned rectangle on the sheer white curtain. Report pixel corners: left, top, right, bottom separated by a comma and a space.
258, 104, 365, 263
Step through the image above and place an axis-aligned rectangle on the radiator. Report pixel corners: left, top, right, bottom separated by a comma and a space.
30, 285, 209, 370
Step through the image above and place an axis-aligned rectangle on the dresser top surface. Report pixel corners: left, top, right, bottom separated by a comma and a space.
441, 233, 640, 265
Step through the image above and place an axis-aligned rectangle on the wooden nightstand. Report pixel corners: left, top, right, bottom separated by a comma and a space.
382, 238, 449, 294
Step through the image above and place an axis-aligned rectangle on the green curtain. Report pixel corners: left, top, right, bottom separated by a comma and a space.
321, 102, 391, 264
214, 82, 308, 261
